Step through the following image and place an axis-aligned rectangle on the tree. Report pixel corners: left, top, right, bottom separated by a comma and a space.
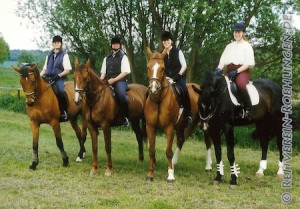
0, 36, 10, 64
17, 0, 300, 88
18, 50, 35, 66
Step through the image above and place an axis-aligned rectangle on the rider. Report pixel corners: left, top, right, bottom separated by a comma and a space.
41, 35, 71, 121
215, 22, 255, 119
100, 35, 130, 126
161, 31, 193, 125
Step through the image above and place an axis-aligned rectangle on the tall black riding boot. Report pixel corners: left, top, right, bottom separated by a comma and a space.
119, 100, 129, 126
183, 90, 192, 125
58, 92, 68, 121
240, 89, 252, 120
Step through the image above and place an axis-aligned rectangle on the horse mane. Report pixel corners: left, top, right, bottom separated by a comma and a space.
20, 64, 40, 78
201, 70, 215, 89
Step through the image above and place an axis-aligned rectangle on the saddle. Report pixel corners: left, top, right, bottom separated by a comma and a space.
225, 76, 259, 106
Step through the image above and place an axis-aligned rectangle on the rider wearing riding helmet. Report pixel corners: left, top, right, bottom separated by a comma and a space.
215, 22, 255, 119
100, 35, 131, 126
161, 31, 193, 125
41, 35, 71, 121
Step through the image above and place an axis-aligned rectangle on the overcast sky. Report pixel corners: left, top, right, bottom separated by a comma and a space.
0, 1, 299, 50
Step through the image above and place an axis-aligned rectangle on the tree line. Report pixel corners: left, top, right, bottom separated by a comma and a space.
14, 0, 300, 91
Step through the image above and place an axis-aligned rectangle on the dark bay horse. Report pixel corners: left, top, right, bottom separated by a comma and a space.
145, 47, 212, 182
12, 64, 87, 170
193, 71, 283, 187
73, 58, 148, 176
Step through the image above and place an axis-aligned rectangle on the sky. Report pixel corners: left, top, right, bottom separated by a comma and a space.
0, 1, 300, 50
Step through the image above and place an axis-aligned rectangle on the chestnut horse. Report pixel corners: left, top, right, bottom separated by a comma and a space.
145, 47, 212, 182
12, 64, 87, 170
193, 71, 283, 187
73, 58, 148, 176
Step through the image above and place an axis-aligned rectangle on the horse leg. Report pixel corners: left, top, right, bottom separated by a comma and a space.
52, 122, 69, 167
146, 125, 156, 182
87, 122, 99, 176
203, 129, 212, 171
172, 129, 185, 167
224, 124, 239, 187
29, 122, 40, 170
131, 118, 144, 162
103, 126, 113, 176
211, 129, 223, 185
70, 119, 86, 162
166, 126, 175, 182
256, 134, 269, 177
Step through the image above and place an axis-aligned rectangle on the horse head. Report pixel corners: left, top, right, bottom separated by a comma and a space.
146, 47, 167, 94
194, 70, 223, 124
12, 64, 39, 106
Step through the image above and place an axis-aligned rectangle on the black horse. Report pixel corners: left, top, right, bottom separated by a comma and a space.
193, 71, 283, 187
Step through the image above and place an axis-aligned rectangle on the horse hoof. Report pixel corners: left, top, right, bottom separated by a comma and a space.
29, 161, 38, 170
89, 171, 96, 177
76, 157, 83, 162
229, 184, 238, 189
146, 176, 153, 182
277, 173, 284, 179
167, 179, 175, 183
104, 172, 112, 177
205, 169, 212, 173
255, 172, 264, 177
213, 180, 221, 186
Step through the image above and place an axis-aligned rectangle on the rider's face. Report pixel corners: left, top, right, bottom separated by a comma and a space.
234, 30, 244, 41
162, 39, 172, 49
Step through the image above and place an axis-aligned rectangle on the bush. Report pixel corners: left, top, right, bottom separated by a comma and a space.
0, 93, 26, 113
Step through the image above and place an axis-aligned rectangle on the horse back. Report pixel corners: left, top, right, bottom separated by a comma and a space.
127, 83, 148, 118
253, 79, 282, 114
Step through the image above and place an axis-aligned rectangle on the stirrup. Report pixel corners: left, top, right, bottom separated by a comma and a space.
60, 111, 68, 121
123, 117, 130, 127
185, 116, 193, 125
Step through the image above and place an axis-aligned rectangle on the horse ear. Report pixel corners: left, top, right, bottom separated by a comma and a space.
86, 58, 91, 68
146, 47, 152, 57
74, 57, 79, 69
12, 66, 20, 73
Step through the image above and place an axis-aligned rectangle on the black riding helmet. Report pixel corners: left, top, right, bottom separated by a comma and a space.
233, 22, 246, 32
111, 36, 121, 45
161, 31, 173, 41
52, 35, 63, 43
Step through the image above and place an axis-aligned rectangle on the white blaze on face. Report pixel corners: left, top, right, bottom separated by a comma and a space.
150, 62, 160, 93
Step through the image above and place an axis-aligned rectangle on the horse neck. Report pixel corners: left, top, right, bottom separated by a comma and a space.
36, 77, 55, 97
88, 70, 103, 92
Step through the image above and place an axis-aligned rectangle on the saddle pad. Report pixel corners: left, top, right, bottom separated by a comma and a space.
225, 76, 240, 106
246, 82, 259, 105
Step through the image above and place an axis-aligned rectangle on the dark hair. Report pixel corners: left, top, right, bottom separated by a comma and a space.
233, 22, 246, 32
52, 35, 63, 43
111, 36, 121, 45
161, 31, 173, 41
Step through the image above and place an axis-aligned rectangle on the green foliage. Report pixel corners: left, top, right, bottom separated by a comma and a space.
0, 93, 26, 113
18, 50, 35, 65
0, 36, 10, 64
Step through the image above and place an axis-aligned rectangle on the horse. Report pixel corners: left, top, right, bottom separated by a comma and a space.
193, 70, 283, 187
145, 47, 212, 182
12, 64, 87, 170
73, 58, 148, 176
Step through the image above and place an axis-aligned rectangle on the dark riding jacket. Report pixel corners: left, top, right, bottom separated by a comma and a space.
105, 50, 126, 80
46, 49, 66, 76
163, 47, 181, 78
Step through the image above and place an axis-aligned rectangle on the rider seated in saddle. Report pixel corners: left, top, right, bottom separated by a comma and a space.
100, 35, 130, 126
40, 35, 71, 121
161, 31, 193, 125
215, 22, 255, 120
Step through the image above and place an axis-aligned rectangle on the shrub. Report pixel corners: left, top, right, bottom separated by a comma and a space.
0, 93, 26, 113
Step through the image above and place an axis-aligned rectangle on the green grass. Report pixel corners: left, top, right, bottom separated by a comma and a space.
0, 110, 299, 209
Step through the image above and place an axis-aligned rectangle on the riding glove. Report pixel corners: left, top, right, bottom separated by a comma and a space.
50, 74, 60, 82
215, 68, 222, 76
228, 70, 238, 79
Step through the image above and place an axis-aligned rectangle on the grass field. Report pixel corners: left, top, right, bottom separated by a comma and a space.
0, 110, 299, 209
